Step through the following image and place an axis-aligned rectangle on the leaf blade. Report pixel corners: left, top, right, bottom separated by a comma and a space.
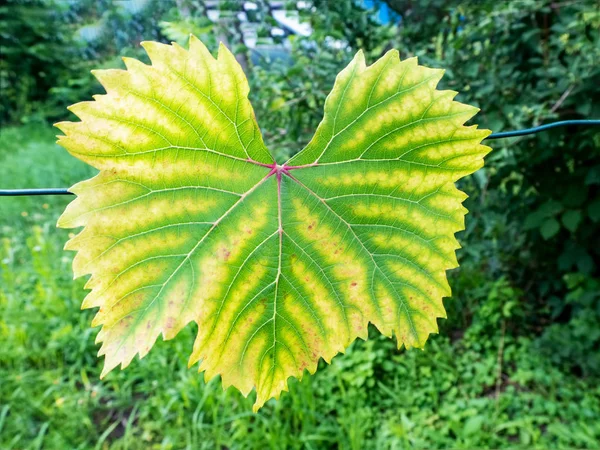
57, 39, 491, 411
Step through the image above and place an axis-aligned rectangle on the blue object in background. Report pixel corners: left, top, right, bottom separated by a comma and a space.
361, 0, 402, 24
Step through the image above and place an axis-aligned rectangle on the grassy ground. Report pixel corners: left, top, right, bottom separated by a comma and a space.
1, 125, 599, 449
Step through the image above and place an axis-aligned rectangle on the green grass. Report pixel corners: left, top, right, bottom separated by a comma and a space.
1, 126, 599, 449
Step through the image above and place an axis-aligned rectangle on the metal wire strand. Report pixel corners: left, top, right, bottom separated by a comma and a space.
1, 119, 599, 197
486, 119, 600, 139
0, 188, 72, 196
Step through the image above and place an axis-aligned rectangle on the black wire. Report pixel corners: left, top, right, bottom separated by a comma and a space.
486, 119, 600, 139
0, 188, 72, 196
1, 119, 599, 197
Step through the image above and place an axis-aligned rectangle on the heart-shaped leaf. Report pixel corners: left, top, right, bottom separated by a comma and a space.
56, 36, 490, 411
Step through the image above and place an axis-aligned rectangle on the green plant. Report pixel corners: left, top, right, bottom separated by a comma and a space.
55, 36, 489, 410
387, 0, 600, 376
2, 0, 600, 446
3, 126, 600, 449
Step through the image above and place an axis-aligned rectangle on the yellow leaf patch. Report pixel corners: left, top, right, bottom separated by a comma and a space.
57, 36, 491, 411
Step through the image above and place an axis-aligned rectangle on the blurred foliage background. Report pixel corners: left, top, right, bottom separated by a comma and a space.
1, 0, 600, 448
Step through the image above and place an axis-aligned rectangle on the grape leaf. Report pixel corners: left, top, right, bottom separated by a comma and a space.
56, 36, 491, 411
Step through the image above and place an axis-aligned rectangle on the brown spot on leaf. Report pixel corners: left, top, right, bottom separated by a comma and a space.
166, 317, 175, 329
219, 247, 231, 261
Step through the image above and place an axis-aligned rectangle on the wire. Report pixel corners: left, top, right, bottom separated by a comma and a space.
486, 119, 600, 139
1, 119, 599, 197
0, 188, 72, 196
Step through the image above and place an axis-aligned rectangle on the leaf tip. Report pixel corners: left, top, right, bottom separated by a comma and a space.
171, 41, 185, 52
385, 48, 400, 61
99, 364, 111, 379
353, 49, 367, 69
54, 122, 70, 137
56, 213, 69, 229
120, 56, 137, 68
139, 40, 152, 53
217, 41, 234, 60
403, 55, 419, 67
